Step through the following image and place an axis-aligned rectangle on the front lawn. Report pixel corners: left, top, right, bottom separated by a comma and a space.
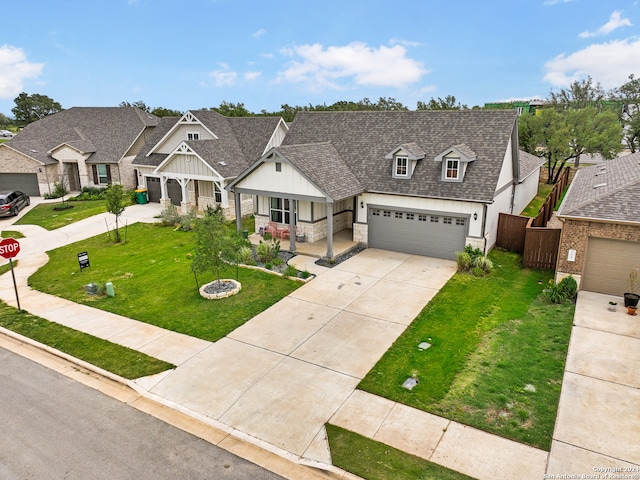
15, 199, 113, 230
28, 223, 301, 342
0, 300, 174, 379
358, 250, 574, 450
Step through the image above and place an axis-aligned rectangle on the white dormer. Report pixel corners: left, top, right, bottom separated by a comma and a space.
434, 144, 476, 182
385, 143, 425, 179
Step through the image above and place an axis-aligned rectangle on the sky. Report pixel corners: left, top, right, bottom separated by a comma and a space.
1, 0, 640, 117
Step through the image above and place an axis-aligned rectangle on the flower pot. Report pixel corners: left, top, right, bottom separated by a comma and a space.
627, 305, 637, 316
608, 303, 617, 312
623, 293, 640, 307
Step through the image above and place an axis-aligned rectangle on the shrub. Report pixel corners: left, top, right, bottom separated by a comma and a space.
283, 264, 297, 277
256, 239, 280, 264
300, 270, 311, 279
272, 256, 284, 267
471, 255, 493, 275
158, 204, 181, 227
456, 245, 492, 275
264, 262, 273, 270
176, 208, 198, 231
238, 246, 254, 265
456, 251, 472, 271
544, 276, 577, 304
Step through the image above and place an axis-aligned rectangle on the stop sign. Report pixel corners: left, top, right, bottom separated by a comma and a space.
0, 238, 20, 259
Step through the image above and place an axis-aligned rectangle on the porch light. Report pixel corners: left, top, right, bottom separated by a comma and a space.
473, 212, 477, 220
360, 201, 364, 208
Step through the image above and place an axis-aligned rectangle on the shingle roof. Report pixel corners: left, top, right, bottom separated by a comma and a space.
281, 110, 517, 203
133, 111, 283, 177
274, 142, 365, 201
557, 152, 640, 224
7, 107, 158, 165
518, 150, 546, 179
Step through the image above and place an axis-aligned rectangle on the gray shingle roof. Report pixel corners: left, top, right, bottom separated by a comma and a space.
274, 142, 365, 201
557, 152, 640, 224
7, 107, 158, 165
133, 111, 282, 177
281, 110, 518, 203
518, 150, 546, 179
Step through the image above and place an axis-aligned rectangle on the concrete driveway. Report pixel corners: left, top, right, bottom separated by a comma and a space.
141, 249, 457, 464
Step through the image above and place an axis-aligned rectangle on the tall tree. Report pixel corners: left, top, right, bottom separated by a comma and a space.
519, 107, 623, 183
119, 100, 150, 112
417, 95, 467, 110
611, 74, 640, 152
191, 209, 236, 287
548, 76, 605, 111
211, 101, 254, 117
12, 92, 63, 125
105, 184, 127, 243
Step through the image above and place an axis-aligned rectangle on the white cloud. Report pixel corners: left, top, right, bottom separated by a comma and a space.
579, 11, 632, 38
0, 45, 44, 98
544, 38, 640, 88
278, 42, 428, 90
244, 71, 261, 81
209, 69, 237, 87
252, 29, 266, 39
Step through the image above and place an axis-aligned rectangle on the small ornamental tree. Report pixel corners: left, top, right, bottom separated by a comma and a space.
191, 209, 236, 288
105, 184, 126, 242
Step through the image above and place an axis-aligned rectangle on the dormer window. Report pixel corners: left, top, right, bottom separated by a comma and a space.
395, 156, 408, 176
187, 132, 200, 140
445, 157, 460, 180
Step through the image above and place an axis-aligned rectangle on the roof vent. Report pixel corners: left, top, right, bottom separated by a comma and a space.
594, 183, 607, 189
218, 161, 227, 166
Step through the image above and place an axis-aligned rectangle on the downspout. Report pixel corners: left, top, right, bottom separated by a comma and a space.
481, 203, 489, 255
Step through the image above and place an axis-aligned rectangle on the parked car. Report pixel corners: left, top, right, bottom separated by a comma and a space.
0, 190, 30, 217
0, 130, 13, 137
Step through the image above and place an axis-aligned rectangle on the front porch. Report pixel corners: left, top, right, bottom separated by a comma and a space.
249, 228, 358, 259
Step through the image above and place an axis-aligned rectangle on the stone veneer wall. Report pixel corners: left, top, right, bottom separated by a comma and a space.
255, 210, 353, 241
556, 218, 640, 285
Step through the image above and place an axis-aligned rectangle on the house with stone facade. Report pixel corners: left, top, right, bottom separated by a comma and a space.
555, 152, 640, 295
229, 110, 541, 259
0, 107, 158, 196
132, 110, 287, 219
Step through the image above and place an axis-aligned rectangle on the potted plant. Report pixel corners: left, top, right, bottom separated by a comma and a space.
608, 301, 617, 312
623, 267, 640, 308
627, 305, 637, 316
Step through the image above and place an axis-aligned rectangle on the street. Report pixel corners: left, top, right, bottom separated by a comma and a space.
0, 346, 284, 480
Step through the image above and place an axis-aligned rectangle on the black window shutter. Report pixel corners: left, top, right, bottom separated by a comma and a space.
92, 165, 98, 184
106, 165, 112, 184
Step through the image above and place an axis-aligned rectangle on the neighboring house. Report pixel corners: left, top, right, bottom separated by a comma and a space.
0, 107, 159, 196
229, 110, 540, 259
132, 110, 288, 219
555, 152, 640, 295
514, 150, 546, 214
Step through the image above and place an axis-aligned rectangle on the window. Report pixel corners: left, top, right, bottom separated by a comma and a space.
275, 162, 282, 172
418, 214, 427, 222
443, 217, 452, 224
456, 218, 466, 226
430, 216, 439, 223
96, 164, 109, 185
445, 158, 460, 180
383, 210, 391, 217
270, 197, 290, 224
214, 183, 222, 203
372, 209, 380, 216
395, 156, 408, 176
395, 212, 403, 219
406, 213, 414, 220
187, 132, 200, 140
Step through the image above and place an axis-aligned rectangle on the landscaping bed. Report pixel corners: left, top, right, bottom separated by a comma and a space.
358, 250, 574, 450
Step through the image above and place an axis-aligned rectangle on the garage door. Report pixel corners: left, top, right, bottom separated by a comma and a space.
145, 177, 181, 206
0, 173, 40, 196
368, 207, 466, 259
582, 237, 640, 295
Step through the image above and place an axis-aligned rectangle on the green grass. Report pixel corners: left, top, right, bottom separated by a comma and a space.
28, 222, 301, 342
0, 300, 174, 379
1, 230, 25, 239
15, 199, 114, 230
0, 260, 16, 275
326, 424, 474, 480
520, 183, 554, 217
358, 250, 574, 450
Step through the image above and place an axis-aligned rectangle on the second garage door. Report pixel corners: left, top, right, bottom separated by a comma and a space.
368, 207, 467, 259
145, 177, 181, 206
582, 237, 640, 295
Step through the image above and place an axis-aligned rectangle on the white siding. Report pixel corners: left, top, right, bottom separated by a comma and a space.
485, 185, 514, 250
159, 154, 215, 177
239, 161, 326, 199
513, 168, 541, 215
495, 137, 515, 192
155, 124, 216, 154
265, 122, 288, 153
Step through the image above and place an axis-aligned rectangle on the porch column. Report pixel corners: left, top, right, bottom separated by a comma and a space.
288, 198, 296, 252
326, 202, 334, 259
219, 182, 230, 208
234, 191, 242, 232
160, 176, 169, 203
177, 178, 191, 214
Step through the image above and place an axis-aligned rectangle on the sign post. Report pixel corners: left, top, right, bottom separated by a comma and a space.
0, 238, 21, 311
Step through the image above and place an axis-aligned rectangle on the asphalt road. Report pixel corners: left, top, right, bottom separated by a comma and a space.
0, 347, 285, 480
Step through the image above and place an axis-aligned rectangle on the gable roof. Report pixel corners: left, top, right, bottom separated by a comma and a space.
133, 111, 284, 177
518, 150, 546, 180
6, 107, 158, 165
557, 152, 640, 224
272, 142, 365, 201
281, 110, 517, 203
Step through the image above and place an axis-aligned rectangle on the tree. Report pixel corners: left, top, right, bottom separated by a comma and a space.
548, 76, 605, 111
0, 112, 10, 127
150, 106, 183, 117
611, 74, 640, 152
417, 95, 467, 110
119, 100, 150, 112
12, 92, 63, 125
105, 184, 127, 242
211, 101, 254, 117
191, 209, 236, 287
519, 107, 623, 183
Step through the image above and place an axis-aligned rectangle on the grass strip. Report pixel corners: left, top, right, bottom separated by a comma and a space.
0, 300, 174, 379
326, 424, 474, 480
15, 199, 112, 230
1, 230, 25, 239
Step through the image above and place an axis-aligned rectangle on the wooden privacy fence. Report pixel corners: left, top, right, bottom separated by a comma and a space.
531, 167, 570, 227
496, 213, 561, 270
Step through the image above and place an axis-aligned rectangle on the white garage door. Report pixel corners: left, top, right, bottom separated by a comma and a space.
368, 207, 467, 259
582, 237, 640, 295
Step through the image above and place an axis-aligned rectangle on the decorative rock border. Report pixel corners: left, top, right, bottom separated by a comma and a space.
199, 279, 241, 300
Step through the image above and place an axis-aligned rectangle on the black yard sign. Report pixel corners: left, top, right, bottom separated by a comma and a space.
78, 251, 90, 271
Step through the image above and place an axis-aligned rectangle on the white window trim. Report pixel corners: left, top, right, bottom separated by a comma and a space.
187, 132, 200, 140
444, 157, 460, 181
395, 156, 409, 177
96, 164, 109, 185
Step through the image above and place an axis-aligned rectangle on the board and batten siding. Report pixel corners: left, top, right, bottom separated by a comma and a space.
159, 154, 216, 178
155, 124, 216, 155
238, 161, 326, 199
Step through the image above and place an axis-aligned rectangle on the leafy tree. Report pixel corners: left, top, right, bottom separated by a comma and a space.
150, 106, 183, 117
211, 101, 254, 117
417, 95, 467, 110
519, 107, 623, 183
548, 76, 605, 111
119, 100, 150, 112
611, 74, 640, 152
0, 113, 10, 127
105, 184, 127, 242
12, 92, 63, 125
191, 209, 236, 287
